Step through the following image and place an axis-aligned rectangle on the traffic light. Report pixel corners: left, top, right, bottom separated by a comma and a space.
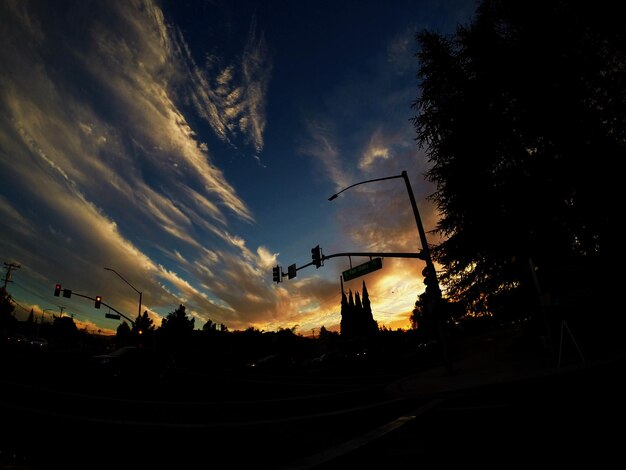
62, 289, 72, 298
311, 245, 322, 268
422, 264, 441, 298
422, 265, 433, 286
287, 264, 297, 280
272, 265, 282, 283
94, 295, 102, 309
54, 284, 62, 296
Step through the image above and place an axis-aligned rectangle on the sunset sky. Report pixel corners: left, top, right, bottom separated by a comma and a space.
0, 0, 477, 335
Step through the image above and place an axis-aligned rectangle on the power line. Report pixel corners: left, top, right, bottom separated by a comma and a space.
11, 281, 55, 306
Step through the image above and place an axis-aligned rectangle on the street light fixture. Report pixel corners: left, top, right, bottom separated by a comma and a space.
328, 170, 452, 374
104, 267, 142, 320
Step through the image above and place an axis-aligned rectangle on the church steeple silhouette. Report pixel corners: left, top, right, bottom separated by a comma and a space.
340, 280, 378, 338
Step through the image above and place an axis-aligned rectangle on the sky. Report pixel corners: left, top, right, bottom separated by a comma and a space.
0, 0, 478, 336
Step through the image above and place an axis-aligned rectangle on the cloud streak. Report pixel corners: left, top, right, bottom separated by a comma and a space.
1, 0, 464, 337
0, 0, 284, 333
174, 12, 272, 160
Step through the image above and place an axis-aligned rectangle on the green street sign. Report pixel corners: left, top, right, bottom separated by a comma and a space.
342, 257, 383, 281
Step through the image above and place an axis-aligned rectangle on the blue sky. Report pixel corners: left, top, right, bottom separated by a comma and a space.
0, 0, 477, 335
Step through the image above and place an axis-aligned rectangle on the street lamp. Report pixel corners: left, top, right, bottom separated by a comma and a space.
329, 170, 452, 374
104, 267, 142, 320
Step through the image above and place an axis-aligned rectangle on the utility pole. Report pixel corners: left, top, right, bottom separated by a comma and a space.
1, 262, 20, 337
2, 262, 20, 294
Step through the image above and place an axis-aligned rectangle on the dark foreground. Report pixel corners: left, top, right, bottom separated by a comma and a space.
1, 326, 625, 469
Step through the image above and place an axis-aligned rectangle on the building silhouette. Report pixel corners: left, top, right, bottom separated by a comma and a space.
340, 280, 378, 339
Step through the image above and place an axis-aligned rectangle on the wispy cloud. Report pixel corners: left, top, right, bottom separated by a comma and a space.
0, 0, 456, 336
299, 119, 351, 190
174, 12, 272, 160
240, 15, 272, 154
0, 0, 282, 333
358, 127, 392, 170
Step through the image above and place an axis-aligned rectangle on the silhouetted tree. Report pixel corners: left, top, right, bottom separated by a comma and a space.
354, 291, 362, 312
159, 304, 194, 362
353, 290, 364, 337
319, 325, 339, 341
50, 315, 79, 347
25, 308, 36, 336
160, 304, 194, 336
116, 321, 132, 346
203, 319, 229, 332
412, 0, 624, 324
410, 293, 436, 341
133, 310, 155, 346
202, 319, 214, 331
0, 290, 17, 337
273, 326, 301, 358
361, 281, 378, 336
340, 289, 354, 337
317, 325, 339, 355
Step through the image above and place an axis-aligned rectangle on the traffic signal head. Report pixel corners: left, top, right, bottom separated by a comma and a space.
311, 245, 322, 268
94, 295, 102, 309
54, 284, 62, 296
272, 266, 281, 283
422, 266, 434, 285
287, 264, 297, 280
422, 264, 441, 298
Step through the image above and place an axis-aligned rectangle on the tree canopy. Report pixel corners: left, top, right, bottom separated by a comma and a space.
412, 0, 624, 317
160, 304, 195, 340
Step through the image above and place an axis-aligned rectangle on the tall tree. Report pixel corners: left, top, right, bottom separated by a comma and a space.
133, 310, 155, 337
411, 293, 433, 338
340, 289, 354, 337
412, 0, 624, 320
354, 291, 362, 313
51, 315, 79, 346
158, 304, 196, 365
361, 281, 378, 336
116, 321, 132, 346
202, 319, 214, 331
0, 290, 17, 335
25, 308, 36, 336
160, 304, 194, 337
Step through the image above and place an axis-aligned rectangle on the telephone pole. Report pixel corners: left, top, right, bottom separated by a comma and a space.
2, 262, 20, 294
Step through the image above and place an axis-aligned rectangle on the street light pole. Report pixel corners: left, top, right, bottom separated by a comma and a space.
329, 170, 452, 374
104, 267, 142, 320
329, 172, 430, 256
